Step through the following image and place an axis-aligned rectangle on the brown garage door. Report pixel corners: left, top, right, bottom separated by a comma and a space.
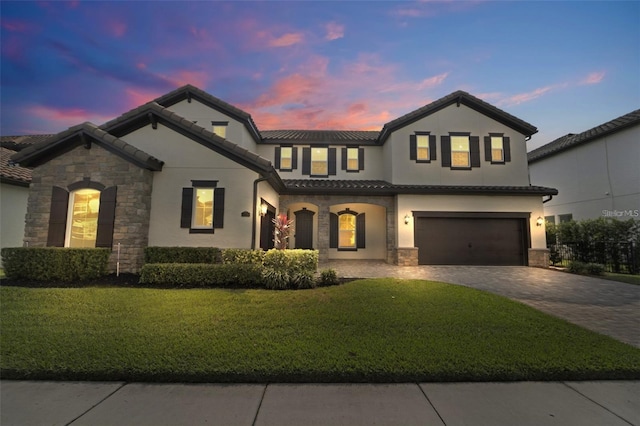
415, 217, 527, 265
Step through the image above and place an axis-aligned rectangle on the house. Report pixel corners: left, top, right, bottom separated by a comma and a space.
10, 85, 557, 272
0, 135, 53, 266
528, 110, 640, 223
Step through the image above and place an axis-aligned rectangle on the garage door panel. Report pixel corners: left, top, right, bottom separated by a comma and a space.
416, 217, 526, 265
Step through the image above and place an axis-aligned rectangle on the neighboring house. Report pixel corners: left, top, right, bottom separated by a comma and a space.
11, 85, 556, 272
0, 135, 53, 266
528, 110, 640, 223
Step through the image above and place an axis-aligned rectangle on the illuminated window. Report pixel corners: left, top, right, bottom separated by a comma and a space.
339, 213, 356, 249
311, 147, 328, 176
416, 135, 430, 161
491, 136, 504, 162
211, 121, 228, 138
280, 147, 293, 170
451, 136, 470, 168
66, 189, 100, 248
192, 188, 214, 229
346, 148, 359, 171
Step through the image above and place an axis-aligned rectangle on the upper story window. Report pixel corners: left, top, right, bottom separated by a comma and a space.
66, 189, 100, 248
346, 148, 359, 171
311, 147, 328, 175
211, 121, 228, 138
302, 147, 336, 177
410, 133, 436, 163
484, 134, 511, 164
280, 147, 293, 170
451, 135, 470, 168
341, 147, 364, 172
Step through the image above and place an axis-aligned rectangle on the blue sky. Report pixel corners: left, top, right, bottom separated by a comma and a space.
1, 1, 638, 150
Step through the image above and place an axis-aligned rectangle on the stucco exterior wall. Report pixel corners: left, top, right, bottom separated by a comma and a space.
121, 123, 262, 248
22, 144, 154, 273
384, 103, 531, 186
0, 183, 29, 266
166, 99, 258, 151
529, 125, 640, 221
397, 194, 547, 249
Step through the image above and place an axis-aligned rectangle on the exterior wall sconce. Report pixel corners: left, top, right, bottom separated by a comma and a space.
260, 203, 268, 217
404, 214, 411, 225
536, 216, 544, 226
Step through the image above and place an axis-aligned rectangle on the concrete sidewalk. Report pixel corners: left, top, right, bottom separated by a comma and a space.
2, 380, 638, 426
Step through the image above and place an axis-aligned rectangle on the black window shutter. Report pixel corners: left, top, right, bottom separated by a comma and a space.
47, 186, 69, 247
356, 213, 366, 248
274, 147, 281, 169
96, 186, 117, 248
328, 148, 337, 175
470, 136, 480, 168
292, 147, 298, 169
302, 148, 311, 175
180, 188, 193, 228
504, 137, 511, 162
358, 148, 365, 170
409, 135, 417, 160
329, 213, 338, 248
484, 136, 491, 162
213, 187, 225, 229
429, 135, 437, 160
341, 147, 347, 170
441, 136, 451, 167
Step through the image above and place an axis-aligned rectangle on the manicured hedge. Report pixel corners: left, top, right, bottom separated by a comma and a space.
1, 247, 110, 281
144, 247, 222, 264
263, 249, 318, 273
221, 249, 265, 265
139, 263, 263, 288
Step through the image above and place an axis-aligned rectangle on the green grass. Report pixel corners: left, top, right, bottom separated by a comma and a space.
602, 272, 640, 286
2, 279, 639, 382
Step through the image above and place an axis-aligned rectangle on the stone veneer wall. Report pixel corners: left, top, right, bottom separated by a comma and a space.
279, 194, 396, 263
23, 144, 154, 273
528, 248, 550, 268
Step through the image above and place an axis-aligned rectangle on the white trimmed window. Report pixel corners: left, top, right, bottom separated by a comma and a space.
491, 136, 504, 162
339, 213, 356, 249
66, 189, 100, 248
280, 147, 293, 170
416, 135, 430, 161
311, 147, 328, 176
346, 148, 359, 171
192, 188, 214, 229
451, 135, 470, 168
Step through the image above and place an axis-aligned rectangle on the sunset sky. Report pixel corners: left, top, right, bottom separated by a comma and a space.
1, 1, 638, 150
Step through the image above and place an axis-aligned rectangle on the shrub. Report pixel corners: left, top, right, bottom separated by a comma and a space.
1, 247, 110, 281
143, 247, 221, 264
139, 263, 262, 288
221, 249, 264, 265
261, 268, 290, 290
291, 271, 317, 289
263, 249, 318, 274
319, 269, 340, 287
585, 263, 605, 276
567, 261, 587, 274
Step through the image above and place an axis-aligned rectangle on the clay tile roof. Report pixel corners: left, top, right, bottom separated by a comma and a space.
283, 179, 557, 196
0, 134, 56, 151
528, 109, 640, 163
260, 130, 380, 144
1, 147, 32, 185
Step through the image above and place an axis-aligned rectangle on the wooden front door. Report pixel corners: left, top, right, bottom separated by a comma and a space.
260, 209, 276, 250
294, 209, 315, 249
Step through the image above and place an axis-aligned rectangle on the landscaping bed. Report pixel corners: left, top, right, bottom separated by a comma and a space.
2, 278, 639, 383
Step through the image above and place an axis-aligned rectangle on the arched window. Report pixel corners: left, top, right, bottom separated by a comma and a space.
330, 209, 366, 251
66, 188, 101, 247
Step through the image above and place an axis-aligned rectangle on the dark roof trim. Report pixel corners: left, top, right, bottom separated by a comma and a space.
10, 123, 164, 171
260, 130, 380, 145
378, 91, 538, 144
153, 84, 263, 144
283, 179, 557, 196
528, 109, 640, 163
0, 176, 30, 187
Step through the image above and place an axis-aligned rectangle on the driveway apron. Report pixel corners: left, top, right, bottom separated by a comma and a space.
320, 261, 640, 348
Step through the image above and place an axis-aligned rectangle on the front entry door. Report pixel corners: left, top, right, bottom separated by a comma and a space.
294, 209, 315, 249
260, 209, 276, 250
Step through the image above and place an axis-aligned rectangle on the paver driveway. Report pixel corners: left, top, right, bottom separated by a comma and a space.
320, 261, 640, 348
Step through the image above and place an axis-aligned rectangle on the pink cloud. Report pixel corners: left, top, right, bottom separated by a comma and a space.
27, 105, 113, 128
1, 19, 36, 33
124, 88, 165, 109
580, 71, 605, 85
325, 22, 345, 41
105, 19, 127, 37
498, 86, 556, 107
167, 70, 210, 88
268, 32, 305, 47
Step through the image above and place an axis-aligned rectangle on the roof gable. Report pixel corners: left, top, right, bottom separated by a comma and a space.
1, 147, 32, 186
11, 122, 164, 171
378, 90, 538, 144
528, 109, 640, 163
153, 84, 262, 143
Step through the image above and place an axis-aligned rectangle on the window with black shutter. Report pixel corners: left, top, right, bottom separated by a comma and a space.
180, 180, 224, 234
410, 132, 436, 163
329, 209, 366, 250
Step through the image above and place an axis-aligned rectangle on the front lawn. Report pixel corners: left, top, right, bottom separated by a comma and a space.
2, 279, 639, 382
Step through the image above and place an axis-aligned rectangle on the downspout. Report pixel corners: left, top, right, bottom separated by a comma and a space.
543, 195, 553, 204
251, 175, 269, 249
